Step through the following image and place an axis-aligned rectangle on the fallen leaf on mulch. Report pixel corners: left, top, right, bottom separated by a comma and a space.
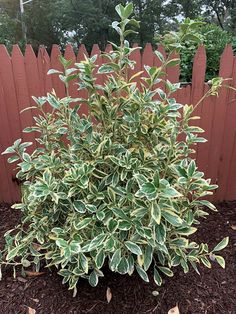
152, 290, 159, 296
17, 276, 28, 283
168, 305, 180, 314
231, 224, 236, 230
27, 307, 36, 314
25, 271, 45, 277
106, 287, 112, 303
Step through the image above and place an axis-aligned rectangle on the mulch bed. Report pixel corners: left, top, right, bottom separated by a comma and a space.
0, 202, 235, 314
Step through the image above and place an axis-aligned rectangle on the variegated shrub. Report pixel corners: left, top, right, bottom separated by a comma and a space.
1, 3, 228, 294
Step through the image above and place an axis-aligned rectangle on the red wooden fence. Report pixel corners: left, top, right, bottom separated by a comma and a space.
0, 43, 236, 203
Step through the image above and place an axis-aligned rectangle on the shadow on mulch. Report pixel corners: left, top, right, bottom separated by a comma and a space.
0, 202, 235, 314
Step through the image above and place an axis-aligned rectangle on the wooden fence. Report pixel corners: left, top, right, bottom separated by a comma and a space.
0, 43, 236, 203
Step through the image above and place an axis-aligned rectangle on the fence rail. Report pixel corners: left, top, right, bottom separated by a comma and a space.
0, 43, 236, 203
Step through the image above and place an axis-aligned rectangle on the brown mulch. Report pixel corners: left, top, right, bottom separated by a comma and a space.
0, 202, 235, 314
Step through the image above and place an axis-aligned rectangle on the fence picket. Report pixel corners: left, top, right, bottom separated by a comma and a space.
0, 45, 21, 201
190, 45, 207, 161
38, 46, 53, 95
206, 45, 234, 200
0, 80, 16, 202
11, 45, 36, 149
217, 56, 236, 200
142, 43, 154, 69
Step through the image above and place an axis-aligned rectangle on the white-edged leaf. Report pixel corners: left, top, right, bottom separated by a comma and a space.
136, 265, 149, 282
212, 237, 229, 252
151, 202, 161, 224
125, 241, 142, 255
214, 255, 225, 268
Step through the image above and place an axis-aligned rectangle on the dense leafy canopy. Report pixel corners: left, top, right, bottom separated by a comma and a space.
158, 20, 233, 81
0, 3, 228, 294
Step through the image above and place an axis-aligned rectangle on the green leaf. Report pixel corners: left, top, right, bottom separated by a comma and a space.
73, 200, 86, 213
107, 219, 118, 233
153, 267, 162, 286
74, 218, 92, 230
144, 246, 153, 271
105, 238, 115, 251
182, 33, 201, 43
115, 4, 125, 18
110, 249, 121, 271
212, 237, 229, 252
136, 265, 149, 282
95, 250, 105, 269
128, 19, 140, 28
162, 210, 183, 226
47, 94, 60, 109
59, 56, 73, 69
214, 255, 225, 268
89, 234, 107, 250
170, 237, 189, 248
1, 146, 15, 155
111, 21, 121, 35
89, 270, 98, 287
96, 211, 105, 221
140, 182, 156, 194
124, 30, 138, 37
79, 253, 89, 273
151, 202, 161, 224
6, 246, 19, 261
47, 69, 63, 75
200, 256, 211, 268
188, 160, 196, 177
158, 266, 174, 277
118, 220, 132, 231
117, 257, 129, 274
166, 58, 180, 67
125, 241, 142, 255
153, 172, 160, 188
162, 187, 182, 198
156, 88, 166, 100
112, 208, 129, 220
7, 155, 20, 163
155, 224, 166, 244
196, 200, 217, 211
56, 239, 68, 248
51, 227, 64, 234
138, 182, 157, 200
134, 174, 148, 186
154, 50, 165, 62
98, 64, 114, 74
70, 241, 81, 253
123, 3, 133, 19
86, 204, 97, 213
176, 226, 197, 236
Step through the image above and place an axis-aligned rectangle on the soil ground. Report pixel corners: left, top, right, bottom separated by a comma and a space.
0, 202, 235, 314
